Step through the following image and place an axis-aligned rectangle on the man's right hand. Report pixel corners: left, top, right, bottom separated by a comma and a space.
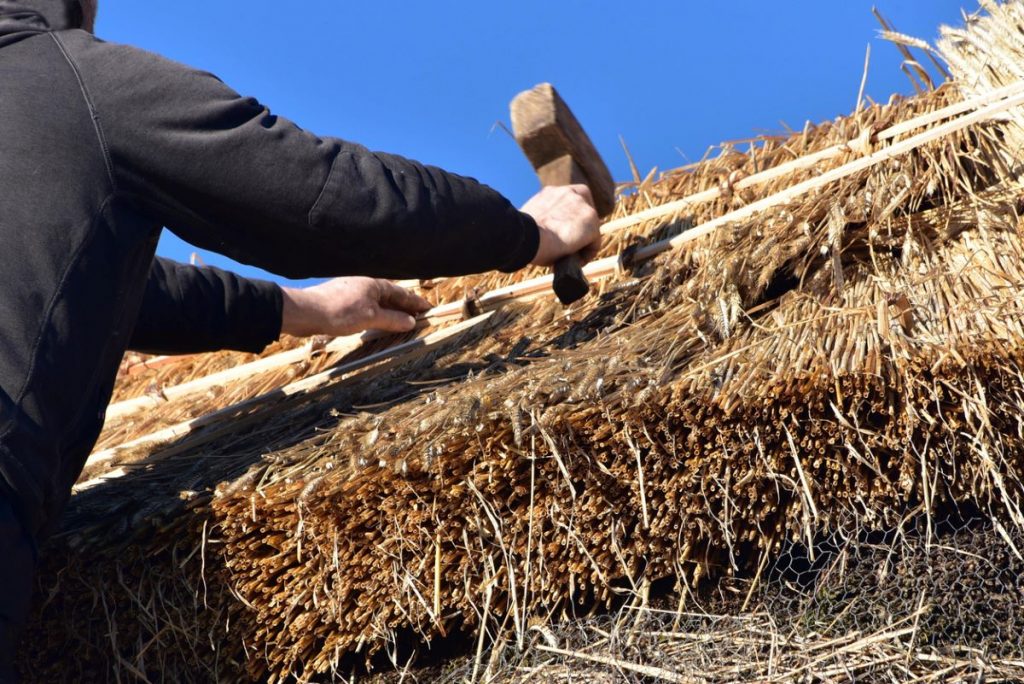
522, 185, 601, 267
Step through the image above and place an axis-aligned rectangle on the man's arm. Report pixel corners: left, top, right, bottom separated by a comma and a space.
131, 259, 433, 355
63, 34, 568, 281
129, 258, 284, 355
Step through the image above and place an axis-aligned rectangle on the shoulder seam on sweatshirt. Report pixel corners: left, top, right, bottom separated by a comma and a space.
50, 32, 118, 192
308, 148, 342, 227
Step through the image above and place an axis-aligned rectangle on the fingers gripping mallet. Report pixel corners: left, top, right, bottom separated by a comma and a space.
510, 83, 616, 305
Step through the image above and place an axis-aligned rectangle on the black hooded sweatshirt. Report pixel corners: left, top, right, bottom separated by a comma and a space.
0, 0, 540, 535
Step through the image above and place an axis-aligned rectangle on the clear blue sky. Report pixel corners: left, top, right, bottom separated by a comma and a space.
96, 0, 968, 286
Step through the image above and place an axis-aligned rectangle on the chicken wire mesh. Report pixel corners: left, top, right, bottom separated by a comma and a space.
436, 511, 1024, 683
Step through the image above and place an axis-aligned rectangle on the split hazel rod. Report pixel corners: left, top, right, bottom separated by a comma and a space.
83, 311, 496, 475
105, 333, 372, 421
631, 85, 1024, 261
106, 316, 450, 422
600, 79, 1024, 235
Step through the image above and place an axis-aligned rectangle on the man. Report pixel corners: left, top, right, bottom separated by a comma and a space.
0, 0, 601, 676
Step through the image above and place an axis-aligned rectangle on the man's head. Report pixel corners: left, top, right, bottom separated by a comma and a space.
78, 0, 96, 32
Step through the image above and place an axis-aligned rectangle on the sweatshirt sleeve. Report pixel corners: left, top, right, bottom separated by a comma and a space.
64, 35, 540, 281
128, 258, 283, 355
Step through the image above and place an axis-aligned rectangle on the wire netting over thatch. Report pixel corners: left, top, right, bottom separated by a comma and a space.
20, 2, 1024, 681
439, 515, 1024, 683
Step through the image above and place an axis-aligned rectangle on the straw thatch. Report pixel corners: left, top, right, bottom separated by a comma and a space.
19, 2, 1024, 681
433, 516, 1024, 683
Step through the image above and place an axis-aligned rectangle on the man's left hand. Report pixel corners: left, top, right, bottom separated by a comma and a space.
281, 277, 431, 338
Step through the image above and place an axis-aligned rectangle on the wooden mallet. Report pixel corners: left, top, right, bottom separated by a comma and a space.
510, 83, 615, 305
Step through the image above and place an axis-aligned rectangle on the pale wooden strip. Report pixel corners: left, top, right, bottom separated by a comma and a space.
83, 312, 496, 475
599, 79, 1024, 236
106, 333, 370, 422
122, 353, 190, 376
628, 86, 1024, 264
74, 467, 127, 493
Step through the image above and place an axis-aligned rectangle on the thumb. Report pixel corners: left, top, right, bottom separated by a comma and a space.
370, 307, 418, 333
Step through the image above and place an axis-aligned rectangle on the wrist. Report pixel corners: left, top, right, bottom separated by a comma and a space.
280, 287, 321, 337
529, 224, 560, 267
495, 208, 541, 273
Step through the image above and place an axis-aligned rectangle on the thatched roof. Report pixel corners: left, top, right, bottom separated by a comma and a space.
20, 3, 1024, 681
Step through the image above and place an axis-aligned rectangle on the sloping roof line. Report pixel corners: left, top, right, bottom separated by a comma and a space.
92, 79, 1024, 470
